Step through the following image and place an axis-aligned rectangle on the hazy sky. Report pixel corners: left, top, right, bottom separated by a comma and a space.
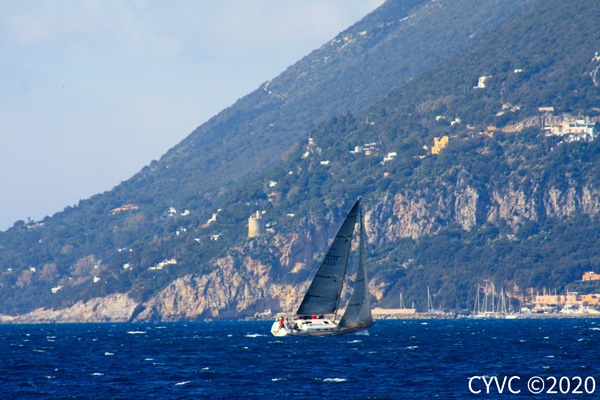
0, 0, 385, 231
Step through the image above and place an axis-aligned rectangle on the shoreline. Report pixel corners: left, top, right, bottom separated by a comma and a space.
371, 312, 600, 320
2, 311, 600, 325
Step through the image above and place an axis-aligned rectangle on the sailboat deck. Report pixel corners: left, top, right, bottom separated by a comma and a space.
295, 318, 337, 333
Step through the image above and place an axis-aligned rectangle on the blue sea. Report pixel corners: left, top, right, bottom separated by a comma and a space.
1, 319, 599, 399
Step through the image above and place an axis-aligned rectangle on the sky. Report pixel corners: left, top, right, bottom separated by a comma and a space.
0, 0, 385, 231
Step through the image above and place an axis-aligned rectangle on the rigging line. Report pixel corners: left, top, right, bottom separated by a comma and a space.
334, 201, 360, 322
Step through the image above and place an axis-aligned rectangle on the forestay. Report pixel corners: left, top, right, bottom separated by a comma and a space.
338, 205, 372, 329
296, 199, 361, 316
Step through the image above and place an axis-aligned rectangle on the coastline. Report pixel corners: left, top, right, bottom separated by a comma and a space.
372, 312, 600, 320
3, 309, 600, 324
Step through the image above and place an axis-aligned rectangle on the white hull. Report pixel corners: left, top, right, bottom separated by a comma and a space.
271, 318, 338, 336
269, 199, 373, 337
270, 318, 373, 336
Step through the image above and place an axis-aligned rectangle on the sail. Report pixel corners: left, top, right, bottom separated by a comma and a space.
338, 206, 373, 329
296, 199, 361, 316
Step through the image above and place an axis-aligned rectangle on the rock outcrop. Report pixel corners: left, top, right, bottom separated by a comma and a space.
3, 181, 599, 323
0, 293, 138, 323
135, 254, 306, 321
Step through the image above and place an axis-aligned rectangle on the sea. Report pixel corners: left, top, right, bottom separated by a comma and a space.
1, 319, 599, 399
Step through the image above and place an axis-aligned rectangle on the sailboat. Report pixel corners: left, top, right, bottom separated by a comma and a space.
270, 198, 373, 336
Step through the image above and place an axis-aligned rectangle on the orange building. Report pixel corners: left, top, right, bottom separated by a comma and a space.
582, 272, 600, 281
531, 292, 600, 312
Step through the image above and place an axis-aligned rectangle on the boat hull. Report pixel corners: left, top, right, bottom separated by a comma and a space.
270, 319, 373, 337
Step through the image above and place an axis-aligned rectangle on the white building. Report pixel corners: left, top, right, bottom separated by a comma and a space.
474, 75, 491, 89
544, 118, 596, 142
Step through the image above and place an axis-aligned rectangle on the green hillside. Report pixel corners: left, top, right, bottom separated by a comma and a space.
6, 0, 600, 317
246, 0, 600, 310
185, 0, 600, 310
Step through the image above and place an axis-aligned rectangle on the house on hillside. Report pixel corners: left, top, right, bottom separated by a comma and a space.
582, 271, 600, 281
431, 136, 449, 154
543, 117, 597, 142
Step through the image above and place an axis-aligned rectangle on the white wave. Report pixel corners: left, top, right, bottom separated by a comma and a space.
144, 358, 154, 361
406, 346, 418, 350
104, 352, 114, 356
127, 331, 147, 335
33, 349, 46, 353
545, 355, 555, 358
91, 372, 104, 376
323, 378, 347, 383
175, 381, 190, 386
590, 327, 600, 331
347, 340, 362, 344
272, 378, 284, 382
244, 333, 267, 338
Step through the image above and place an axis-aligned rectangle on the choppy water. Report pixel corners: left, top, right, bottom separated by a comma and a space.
1, 319, 599, 399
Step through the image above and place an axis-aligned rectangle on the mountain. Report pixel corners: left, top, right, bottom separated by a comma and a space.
250, 0, 600, 312
6, 0, 600, 321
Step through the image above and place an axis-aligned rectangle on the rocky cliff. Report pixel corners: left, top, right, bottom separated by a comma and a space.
0, 294, 138, 323
3, 0, 600, 322
4, 179, 597, 323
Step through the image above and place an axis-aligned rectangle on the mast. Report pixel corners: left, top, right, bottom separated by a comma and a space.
296, 198, 360, 317
333, 202, 357, 321
333, 199, 361, 321
474, 284, 480, 315
338, 202, 373, 329
483, 283, 488, 312
427, 287, 433, 312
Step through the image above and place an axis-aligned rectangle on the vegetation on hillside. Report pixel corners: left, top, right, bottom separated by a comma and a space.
3, 0, 600, 315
